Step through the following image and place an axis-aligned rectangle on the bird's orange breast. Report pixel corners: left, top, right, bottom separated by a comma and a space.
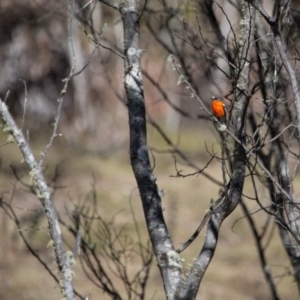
211, 100, 226, 118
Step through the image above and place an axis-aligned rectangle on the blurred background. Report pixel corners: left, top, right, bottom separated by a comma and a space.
0, 0, 298, 299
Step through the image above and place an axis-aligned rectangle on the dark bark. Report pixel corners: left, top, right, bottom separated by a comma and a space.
176, 2, 255, 299
120, 1, 182, 298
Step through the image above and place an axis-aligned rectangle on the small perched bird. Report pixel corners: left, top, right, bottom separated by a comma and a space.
211, 96, 226, 122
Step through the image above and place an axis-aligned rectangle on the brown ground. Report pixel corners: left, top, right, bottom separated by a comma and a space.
0, 123, 298, 300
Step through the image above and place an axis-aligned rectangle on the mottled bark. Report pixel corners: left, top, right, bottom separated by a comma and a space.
0, 101, 75, 300
120, 1, 182, 298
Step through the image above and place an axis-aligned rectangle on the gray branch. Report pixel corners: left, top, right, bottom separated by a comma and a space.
119, 0, 182, 298
0, 101, 75, 300
177, 2, 255, 298
247, 0, 300, 140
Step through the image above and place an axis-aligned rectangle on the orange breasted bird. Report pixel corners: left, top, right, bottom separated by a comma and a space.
211, 96, 226, 122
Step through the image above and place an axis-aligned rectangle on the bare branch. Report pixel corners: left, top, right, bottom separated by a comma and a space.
177, 3, 255, 298
0, 101, 75, 300
121, 0, 182, 298
98, 0, 119, 10
240, 199, 280, 300
39, 0, 77, 167
247, 0, 300, 139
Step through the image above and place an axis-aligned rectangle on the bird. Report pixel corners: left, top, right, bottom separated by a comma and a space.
211, 96, 226, 122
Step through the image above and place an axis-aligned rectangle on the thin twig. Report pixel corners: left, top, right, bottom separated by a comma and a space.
39, 0, 77, 167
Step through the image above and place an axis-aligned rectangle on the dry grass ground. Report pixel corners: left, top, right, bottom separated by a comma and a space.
0, 123, 298, 300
